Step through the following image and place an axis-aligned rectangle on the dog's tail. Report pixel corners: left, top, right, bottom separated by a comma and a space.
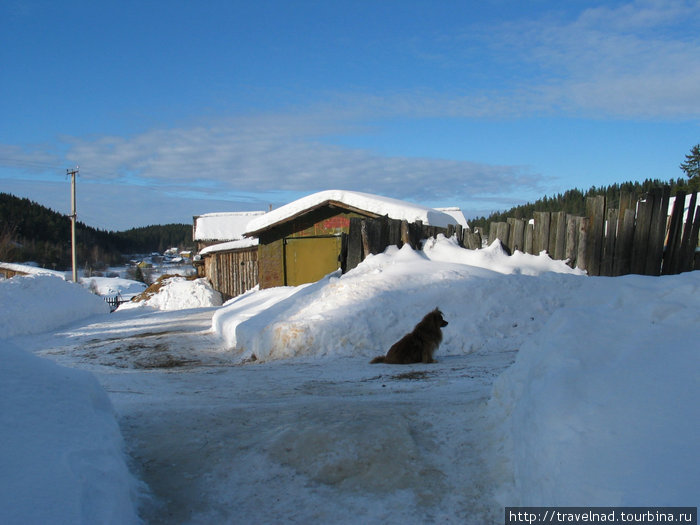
370, 356, 385, 364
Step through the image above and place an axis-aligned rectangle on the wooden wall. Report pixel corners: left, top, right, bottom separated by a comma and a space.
203, 247, 258, 301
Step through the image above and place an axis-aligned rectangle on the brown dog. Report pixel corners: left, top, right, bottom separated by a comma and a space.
370, 308, 448, 364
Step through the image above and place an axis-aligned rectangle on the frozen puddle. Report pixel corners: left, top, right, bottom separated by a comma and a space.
29, 308, 514, 524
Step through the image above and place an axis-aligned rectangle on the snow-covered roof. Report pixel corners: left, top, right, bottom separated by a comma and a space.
199, 238, 259, 256
245, 190, 459, 236
436, 207, 469, 229
193, 211, 266, 242
0, 262, 66, 279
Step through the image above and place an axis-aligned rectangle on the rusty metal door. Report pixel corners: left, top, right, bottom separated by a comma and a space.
284, 236, 342, 286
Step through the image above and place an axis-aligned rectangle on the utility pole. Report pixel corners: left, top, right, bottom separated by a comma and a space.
67, 167, 79, 282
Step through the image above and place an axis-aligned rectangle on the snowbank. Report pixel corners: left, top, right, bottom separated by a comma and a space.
0, 274, 110, 338
0, 261, 66, 279
490, 271, 700, 506
0, 342, 143, 525
123, 276, 222, 311
213, 235, 585, 362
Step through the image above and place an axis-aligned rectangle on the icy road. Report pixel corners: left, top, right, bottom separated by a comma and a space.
17, 305, 512, 524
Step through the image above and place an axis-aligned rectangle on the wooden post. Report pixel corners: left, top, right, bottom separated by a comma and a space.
346, 217, 364, 271
601, 208, 618, 276
613, 208, 635, 276
679, 192, 698, 272
511, 218, 525, 253
585, 195, 605, 276
646, 187, 670, 275
533, 212, 550, 254
662, 190, 685, 275
631, 196, 652, 275
552, 211, 566, 260
577, 217, 589, 272
524, 221, 534, 254
400, 220, 411, 247
565, 214, 579, 267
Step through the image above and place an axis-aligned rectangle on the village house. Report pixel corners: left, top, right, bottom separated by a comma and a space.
195, 191, 466, 298
192, 211, 265, 300
243, 190, 462, 289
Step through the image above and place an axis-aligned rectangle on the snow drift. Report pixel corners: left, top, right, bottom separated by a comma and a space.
0, 274, 110, 338
0, 342, 143, 525
122, 276, 222, 311
213, 236, 585, 362
490, 272, 700, 506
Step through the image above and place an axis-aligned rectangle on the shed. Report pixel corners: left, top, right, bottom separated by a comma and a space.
193, 211, 265, 300
244, 190, 459, 289
193, 211, 266, 251
198, 239, 259, 301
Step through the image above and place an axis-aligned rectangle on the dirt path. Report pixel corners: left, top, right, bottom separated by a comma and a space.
23, 308, 513, 524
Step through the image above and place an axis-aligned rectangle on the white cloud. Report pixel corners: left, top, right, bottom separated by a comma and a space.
56, 115, 545, 205
384, 0, 700, 120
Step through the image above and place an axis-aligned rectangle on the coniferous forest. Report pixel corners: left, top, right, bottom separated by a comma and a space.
0, 193, 193, 270
468, 176, 700, 231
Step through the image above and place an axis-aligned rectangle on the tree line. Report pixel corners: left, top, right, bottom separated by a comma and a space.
468, 176, 700, 232
0, 193, 193, 270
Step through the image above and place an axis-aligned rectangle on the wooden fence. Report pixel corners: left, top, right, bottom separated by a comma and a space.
344, 217, 452, 272
487, 188, 699, 276
343, 188, 699, 277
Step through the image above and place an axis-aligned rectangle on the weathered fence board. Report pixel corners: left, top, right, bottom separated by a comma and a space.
646, 187, 670, 275
565, 214, 579, 266
613, 208, 636, 276
533, 212, 550, 254
679, 193, 699, 272
630, 197, 653, 275
601, 208, 618, 276
524, 222, 534, 254
585, 195, 606, 276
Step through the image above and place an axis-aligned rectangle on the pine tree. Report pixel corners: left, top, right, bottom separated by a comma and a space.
679, 144, 700, 180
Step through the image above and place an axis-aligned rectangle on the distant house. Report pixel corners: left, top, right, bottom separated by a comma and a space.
244, 190, 460, 289
193, 211, 265, 301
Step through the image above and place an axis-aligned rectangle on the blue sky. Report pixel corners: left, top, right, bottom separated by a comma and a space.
1, 0, 699, 230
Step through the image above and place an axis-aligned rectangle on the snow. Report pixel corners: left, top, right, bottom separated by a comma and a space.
81, 276, 147, 299
490, 273, 700, 506
0, 341, 143, 525
0, 261, 66, 279
2, 237, 698, 523
436, 206, 469, 228
193, 211, 266, 241
0, 274, 110, 338
120, 276, 223, 311
198, 237, 259, 255
213, 237, 584, 362
245, 189, 460, 234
